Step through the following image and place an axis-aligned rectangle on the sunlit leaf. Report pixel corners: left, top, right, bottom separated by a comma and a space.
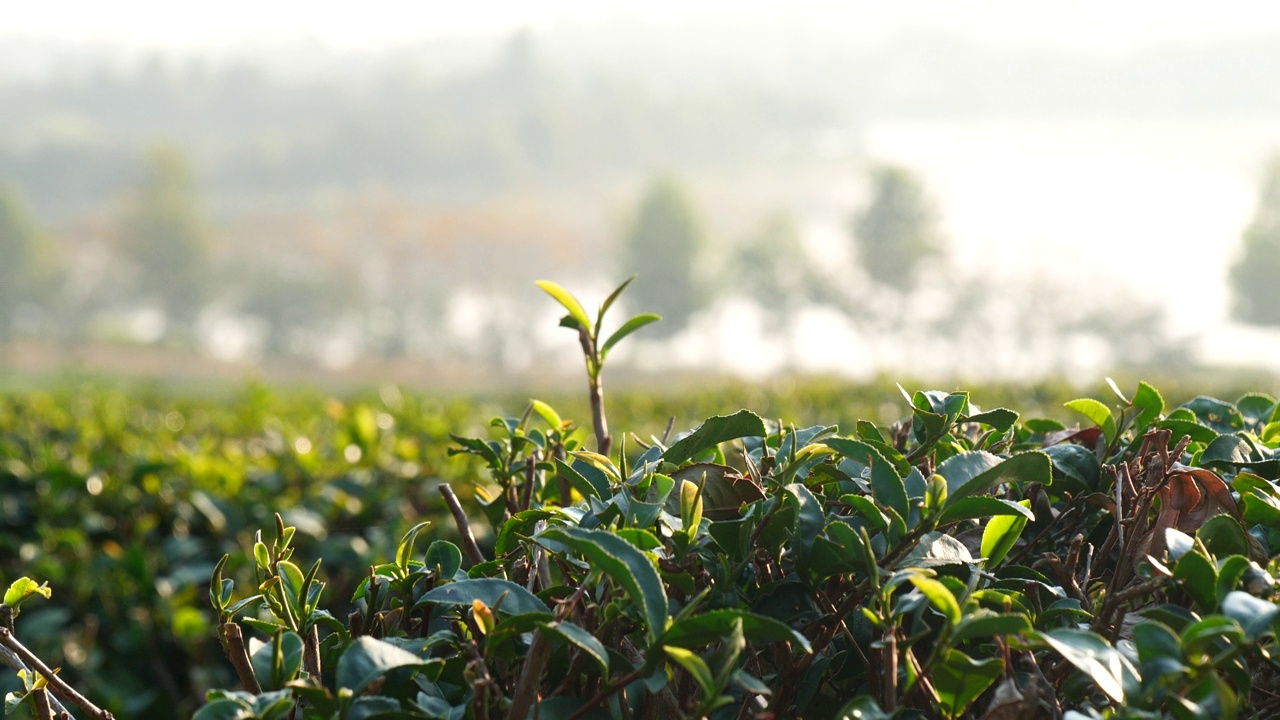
1064, 398, 1117, 444
1034, 628, 1129, 703
980, 504, 1029, 567
336, 636, 433, 695
537, 526, 669, 644
413, 578, 549, 616
535, 280, 592, 332
932, 649, 1002, 719
664, 410, 767, 465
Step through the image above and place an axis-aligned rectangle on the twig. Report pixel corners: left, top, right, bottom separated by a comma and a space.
221, 622, 262, 693
439, 483, 486, 566
32, 688, 54, 720
579, 327, 611, 456
562, 668, 645, 720
506, 583, 591, 720
521, 455, 538, 513
0, 627, 114, 719
303, 624, 322, 679
0, 645, 71, 718
504, 625, 553, 720
882, 624, 899, 712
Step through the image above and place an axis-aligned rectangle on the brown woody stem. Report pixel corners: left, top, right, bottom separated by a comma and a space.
221, 622, 262, 693
0, 627, 114, 720
440, 483, 486, 566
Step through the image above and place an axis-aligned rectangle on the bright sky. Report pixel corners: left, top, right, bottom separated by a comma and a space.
6, 1, 1280, 53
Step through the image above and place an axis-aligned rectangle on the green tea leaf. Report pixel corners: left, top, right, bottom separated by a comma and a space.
529, 399, 565, 431
336, 636, 432, 694
940, 451, 1051, 504
539, 620, 610, 677
1181, 396, 1245, 435
825, 438, 908, 519
1132, 621, 1182, 664
1133, 381, 1165, 428
1201, 434, 1257, 467
192, 699, 253, 720
538, 526, 669, 644
1238, 393, 1277, 429
680, 479, 703, 538
395, 520, 431, 573
413, 578, 549, 616
664, 646, 717, 699
841, 494, 890, 532
1197, 514, 1252, 559
3, 578, 51, 608
951, 611, 1032, 643
833, 697, 889, 720
250, 631, 303, 690
981, 504, 1030, 567
935, 496, 1035, 525
908, 575, 961, 624
535, 280, 592, 332
784, 483, 825, 556
1035, 628, 1128, 702
963, 407, 1019, 432
899, 531, 976, 569
659, 608, 812, 653
664, 410, 767, 465
932, 649, 1002, 719
1221, 591, 1280, 640
423, 540, 463, 579
1043, 444, 1100, 492
558, 458, 611, 500
1174, 550, 1218, 611
1064, 398, 1117, 444
495, 510, 558, 557
601, 313, 662, 358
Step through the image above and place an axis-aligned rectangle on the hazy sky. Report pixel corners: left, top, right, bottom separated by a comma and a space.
7, 1, 1280, 53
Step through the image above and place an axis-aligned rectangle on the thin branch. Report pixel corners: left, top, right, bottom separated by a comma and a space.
504, 625, 553, 720
303, 624, 322, 679
33, 688, 54, 720
439, 483, 486, 566
579, 327, 611, 456
0, 627, 114, 720
221, 622, 262, 693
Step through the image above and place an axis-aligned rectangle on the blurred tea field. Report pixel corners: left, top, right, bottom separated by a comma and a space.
0, 369, 1275, 716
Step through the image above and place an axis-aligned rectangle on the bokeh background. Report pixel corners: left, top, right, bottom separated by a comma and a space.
5, 1, 1280, 389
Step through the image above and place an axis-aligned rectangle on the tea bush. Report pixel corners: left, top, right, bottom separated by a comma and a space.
172, 375, 1280, 720
4, 282, 1280, 719
179, 283, 1280, 719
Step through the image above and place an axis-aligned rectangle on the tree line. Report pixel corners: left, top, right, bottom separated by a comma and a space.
7, 136, 1261, 376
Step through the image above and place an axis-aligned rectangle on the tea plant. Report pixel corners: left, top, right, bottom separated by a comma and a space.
173, 282, 1280, 719
7, 280, 1280, 719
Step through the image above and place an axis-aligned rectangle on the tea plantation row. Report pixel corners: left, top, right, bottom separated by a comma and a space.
1, 373, 1277, 718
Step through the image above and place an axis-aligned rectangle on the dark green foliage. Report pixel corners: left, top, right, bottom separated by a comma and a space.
5, 352, 1280, 718
179, 375, 1280, 720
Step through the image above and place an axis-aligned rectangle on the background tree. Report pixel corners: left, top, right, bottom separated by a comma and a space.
118, 143, 211, 343
0, 185, 57, 350
851, 164, 944, 293
1230, 157, 1280, 326
619, 176, 707, 336
728, 211, 827, 364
